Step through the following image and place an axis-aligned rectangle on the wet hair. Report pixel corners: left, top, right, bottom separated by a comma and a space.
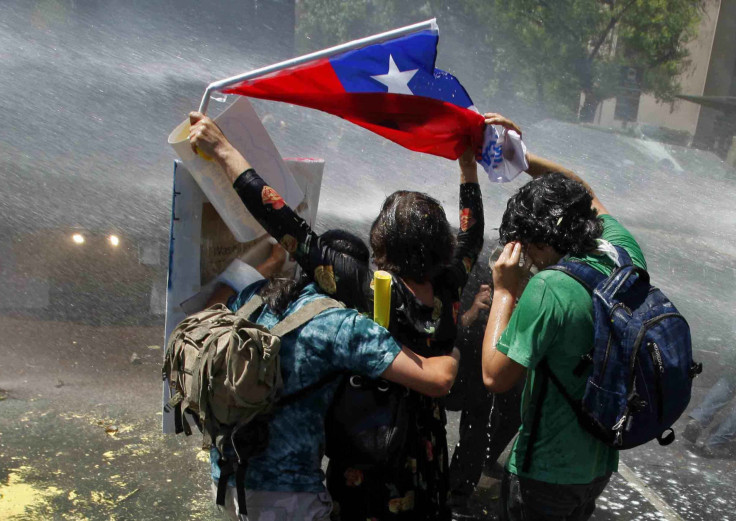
258, 229, 369, 315
498, 172, 603, 256
370, 191, 455, 282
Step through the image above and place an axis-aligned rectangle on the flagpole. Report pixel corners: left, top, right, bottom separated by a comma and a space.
197, 18, 438, 114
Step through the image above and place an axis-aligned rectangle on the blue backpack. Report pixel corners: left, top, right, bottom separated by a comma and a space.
523, 245, 702, 470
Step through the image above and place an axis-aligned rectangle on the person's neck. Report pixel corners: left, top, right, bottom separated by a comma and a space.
402, 277, 434, 306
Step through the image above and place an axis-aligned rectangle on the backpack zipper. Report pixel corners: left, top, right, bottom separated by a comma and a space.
629, 313, 684, 384
626, 314, 685, 414
611, 313, 684, 444
612, 406, 629, 446
600, 302, 632, 378
647, 341, 665, 423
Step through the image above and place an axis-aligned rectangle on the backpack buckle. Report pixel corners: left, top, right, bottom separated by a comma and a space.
165, 391, 184, 412
629, 394, 648, 413
612, 414, 627, 432
689, 362, 703, 378
573, 353, 593, 377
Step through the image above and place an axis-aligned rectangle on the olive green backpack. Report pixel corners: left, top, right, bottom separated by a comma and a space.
162, 294, 343, 515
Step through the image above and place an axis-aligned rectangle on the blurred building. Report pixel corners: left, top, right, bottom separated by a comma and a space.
595, 0, 736, 161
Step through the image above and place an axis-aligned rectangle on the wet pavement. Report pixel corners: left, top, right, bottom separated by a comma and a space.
1, 0, 735, 519
0, 317, 219, 520
1, 315, 734, 520
445, 365, 736, 521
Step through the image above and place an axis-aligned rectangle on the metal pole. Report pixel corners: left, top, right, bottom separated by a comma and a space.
197, 18, 437, 114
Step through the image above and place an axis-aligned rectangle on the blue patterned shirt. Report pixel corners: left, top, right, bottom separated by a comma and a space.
211, 281, 401, 492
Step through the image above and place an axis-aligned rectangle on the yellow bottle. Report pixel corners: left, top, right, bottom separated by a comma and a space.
373, 270, 392, 328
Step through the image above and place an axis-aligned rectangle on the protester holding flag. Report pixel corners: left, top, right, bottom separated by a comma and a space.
188, 110, 521, 520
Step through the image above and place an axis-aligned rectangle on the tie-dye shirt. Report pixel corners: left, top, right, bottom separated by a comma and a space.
210, 281, 402, 492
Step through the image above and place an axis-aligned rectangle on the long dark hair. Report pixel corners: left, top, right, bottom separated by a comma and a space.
370, 191, 455, 282
499, 172, 602, 255
258, 229, 369, 315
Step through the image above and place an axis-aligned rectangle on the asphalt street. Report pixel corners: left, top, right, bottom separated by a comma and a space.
1, 315, 733, 520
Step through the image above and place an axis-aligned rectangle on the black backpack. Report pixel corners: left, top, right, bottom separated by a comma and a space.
325, 375, 410, 468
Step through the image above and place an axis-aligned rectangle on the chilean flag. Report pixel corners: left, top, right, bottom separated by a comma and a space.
222, 26, 485, 161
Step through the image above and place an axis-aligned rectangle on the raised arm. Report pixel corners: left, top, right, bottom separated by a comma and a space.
447, 114, 522, 289
206, 243, 287, 308
481, 242, 528, 393
447, 146, 484, 288
189, 112, 373, 312
525, 152, 609, 216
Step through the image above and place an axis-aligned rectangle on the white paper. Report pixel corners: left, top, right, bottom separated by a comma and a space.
162, 159, 325, 433
168, 97, 304, 241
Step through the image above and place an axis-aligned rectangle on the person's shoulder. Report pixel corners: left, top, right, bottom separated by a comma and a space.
599, 214, 635, 242
229, 279, 268, 311
532, 270, 580, 291
599, 214, 628, 234
526, 271, 586, 307
598, 214, 647, 270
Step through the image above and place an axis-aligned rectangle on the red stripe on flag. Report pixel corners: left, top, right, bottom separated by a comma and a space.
223, 59, 345, 98
223, 61, 484, 160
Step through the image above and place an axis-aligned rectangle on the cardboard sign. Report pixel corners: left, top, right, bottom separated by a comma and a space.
168, 97, 304, 242
162, 158, 325, 433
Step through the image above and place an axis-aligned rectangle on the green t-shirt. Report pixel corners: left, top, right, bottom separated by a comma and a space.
497, 214, 646, 484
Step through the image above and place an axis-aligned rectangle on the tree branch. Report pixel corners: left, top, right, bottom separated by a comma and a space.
587, 0, 638, 62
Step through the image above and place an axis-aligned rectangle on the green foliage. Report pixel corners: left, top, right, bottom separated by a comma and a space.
471, 0, 704, 116
295, 0, 432, 52
617, 0, 702, 102
295, 0, 704, 118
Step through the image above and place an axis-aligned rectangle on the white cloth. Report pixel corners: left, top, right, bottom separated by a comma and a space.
592, 239, 622, 266
559, 239, 622, 268
180, 259, 265, 315
217, 259, 266, 292
478, 125, 529, 183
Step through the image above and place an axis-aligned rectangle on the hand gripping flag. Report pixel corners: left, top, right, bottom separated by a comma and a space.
201, 20, 527, 182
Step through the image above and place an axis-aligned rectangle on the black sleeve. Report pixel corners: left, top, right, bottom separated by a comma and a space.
447, 182, 485, 293
233, 169, 373, 312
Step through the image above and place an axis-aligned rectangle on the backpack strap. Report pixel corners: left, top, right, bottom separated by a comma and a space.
540, 360, 612, 439
539, 359, 582, 411
521, 361, 549, 473
523, 359, 594, 473
269, 297, 345, 337
214, 455, 249, 518
235, 295, 265, 320
545, 260, 606, 293
612, 245, 633, 267
548, 248, 649, 299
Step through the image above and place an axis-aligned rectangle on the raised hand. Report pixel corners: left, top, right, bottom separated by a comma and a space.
492, 241, 531, 300
188, 111, 251, 182
483, 113, 522, 137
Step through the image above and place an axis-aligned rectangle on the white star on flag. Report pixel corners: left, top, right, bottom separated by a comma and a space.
370, 55, 418, 95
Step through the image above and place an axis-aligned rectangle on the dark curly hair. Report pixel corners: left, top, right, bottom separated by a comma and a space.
259, 229, 369, 315
499, 172, 603, 255
370, 191, 456, 282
